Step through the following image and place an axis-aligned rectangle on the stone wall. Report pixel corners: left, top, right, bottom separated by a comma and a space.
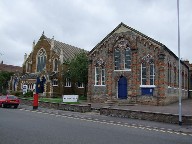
100, 107, 192, 125
20, 98, 91, 113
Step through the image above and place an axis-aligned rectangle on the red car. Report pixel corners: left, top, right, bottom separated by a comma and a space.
0, 95, 20, 108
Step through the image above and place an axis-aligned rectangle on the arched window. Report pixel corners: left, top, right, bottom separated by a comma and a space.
53, 59, 58, 72
141, 63, 147, 85
182, 72, 184, 89
114, 48, 120, 70
167, 63, 172, 86
124, 47, 131, 69
174, 66, 177, 87
37, 48, 46, 72
141, 54, 155, 86
150, 63, 155, 85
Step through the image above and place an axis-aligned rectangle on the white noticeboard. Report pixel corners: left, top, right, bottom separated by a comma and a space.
22, 85, 28, 94
62, 95, 78, 102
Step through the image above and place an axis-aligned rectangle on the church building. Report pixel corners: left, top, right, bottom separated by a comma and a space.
87, 22, 189, 105
10, 32, 86, 97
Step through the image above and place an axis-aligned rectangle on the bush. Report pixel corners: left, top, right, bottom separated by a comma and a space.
11, 91, 23, 97
23, 91, 33, 97
79, 95, 87, 100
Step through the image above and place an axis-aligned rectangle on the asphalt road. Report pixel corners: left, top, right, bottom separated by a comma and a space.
0, 107, 191, 144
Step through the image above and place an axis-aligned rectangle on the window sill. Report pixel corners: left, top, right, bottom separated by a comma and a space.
94, 85, 106, 87
53, 85, 58, 87
114, 69, 131, 72
140, 85, 156, 88
65, 86, 71, 87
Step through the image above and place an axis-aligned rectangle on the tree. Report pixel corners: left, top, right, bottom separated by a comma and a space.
64, 51, 88, 96
0, 71, 14, 94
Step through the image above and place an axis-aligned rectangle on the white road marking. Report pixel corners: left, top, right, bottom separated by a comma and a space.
21, 108, 191, 137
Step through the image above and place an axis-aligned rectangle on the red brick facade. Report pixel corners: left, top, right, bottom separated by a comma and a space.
9, 33, 85, 97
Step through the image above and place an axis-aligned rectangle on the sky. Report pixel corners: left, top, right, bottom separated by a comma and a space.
0, 0, 191, 66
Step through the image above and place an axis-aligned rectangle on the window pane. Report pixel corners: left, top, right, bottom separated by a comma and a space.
142, 63, 146, 85
125, 48, 131, 69
101, 69, 105, 85
142, 79, 146, 85
114, 49, 120, 70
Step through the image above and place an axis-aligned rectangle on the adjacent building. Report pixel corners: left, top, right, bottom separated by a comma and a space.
9, 33, 86, 97
87, 22, 189, 105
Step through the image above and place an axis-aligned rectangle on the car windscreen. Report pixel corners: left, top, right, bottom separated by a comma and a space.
7, 96, 17, 99
0, 96, 6, 99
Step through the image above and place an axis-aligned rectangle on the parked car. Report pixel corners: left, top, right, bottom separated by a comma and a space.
0, 95, 20, 108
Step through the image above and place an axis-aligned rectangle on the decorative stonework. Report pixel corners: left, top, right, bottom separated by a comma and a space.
141, 54, 154, 64
94, 58, 105, 67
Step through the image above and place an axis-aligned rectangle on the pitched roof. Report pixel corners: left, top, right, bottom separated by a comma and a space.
0, 63, 22, 73
46, 37, 87, 61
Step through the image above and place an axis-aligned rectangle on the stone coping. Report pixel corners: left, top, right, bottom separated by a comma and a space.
100, 107, 192, 125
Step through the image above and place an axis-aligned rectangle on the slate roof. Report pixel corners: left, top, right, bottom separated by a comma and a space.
46, 37, 87, 61
0, 63, 22, 73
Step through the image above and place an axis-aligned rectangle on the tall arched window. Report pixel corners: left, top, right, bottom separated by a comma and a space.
53, 59, 58, 72
141, 54, 155, 86
114, 48, 120, 70
37, 48, 46, 72
150, 63, 155, 85
124, 47, 131, 69
141, 63, 147, 85
174, 66, 177, 87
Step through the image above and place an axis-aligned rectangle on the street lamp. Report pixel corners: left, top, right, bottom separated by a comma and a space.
177, 0, 182, 126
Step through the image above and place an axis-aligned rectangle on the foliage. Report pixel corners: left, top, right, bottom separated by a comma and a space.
11, 91, 23, 97
0, 71, 14, 93
23, 91, 33, 97
63, 51, 88, 96
39, 98, 63, 103
79, 95, 87, 100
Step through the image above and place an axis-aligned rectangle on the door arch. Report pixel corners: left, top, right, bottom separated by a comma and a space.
118, 76, 127, 99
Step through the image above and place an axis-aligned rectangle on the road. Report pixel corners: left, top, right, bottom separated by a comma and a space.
0, 107, 191, 144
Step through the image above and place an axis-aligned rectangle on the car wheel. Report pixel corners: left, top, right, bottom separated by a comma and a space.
14, 105, 18, 109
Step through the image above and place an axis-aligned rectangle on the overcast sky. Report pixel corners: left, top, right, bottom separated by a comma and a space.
0, 0, 191, 66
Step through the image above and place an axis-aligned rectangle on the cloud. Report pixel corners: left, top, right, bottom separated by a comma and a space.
0, 0, 191, 66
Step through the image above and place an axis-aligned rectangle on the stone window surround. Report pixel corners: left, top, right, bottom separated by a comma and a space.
114, 47, 131, 70
94, 67, 106, 86
140, 54, 155, 86
36, 48, 47, 72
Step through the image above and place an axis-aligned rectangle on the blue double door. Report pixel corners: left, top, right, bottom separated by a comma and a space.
118, 76, 127, 99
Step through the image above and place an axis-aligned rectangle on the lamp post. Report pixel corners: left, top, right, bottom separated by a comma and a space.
177, 0, 182, 126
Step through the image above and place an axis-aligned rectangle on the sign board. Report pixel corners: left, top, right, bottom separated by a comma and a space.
62, 95, 78, 102
22, 85, 28, 94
